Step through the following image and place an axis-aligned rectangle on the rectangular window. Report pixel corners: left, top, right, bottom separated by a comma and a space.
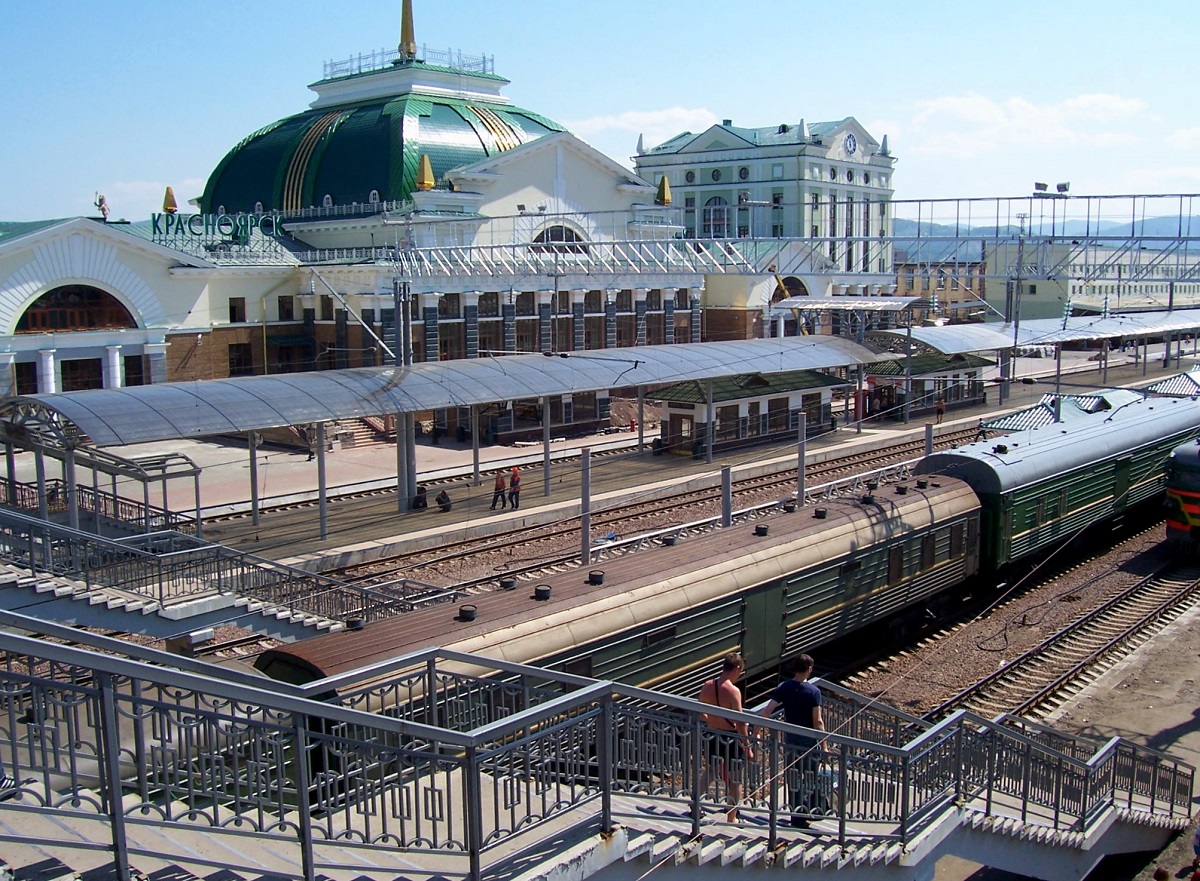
123, 354, 145, 387
14, 361, 37, 395
921, 534, 935, 569
888, 546, 904, 583
772, 164, 785, 179
684, 196, 695, 208
277, 295, 295, 321
228, 297, 246, 323
1028, 284, 1038, 295
228, 342, 254, 377
950, 523, 964, 558
320, 295, 334, 321
584, 290, 603, 312
646, 290, 662, 310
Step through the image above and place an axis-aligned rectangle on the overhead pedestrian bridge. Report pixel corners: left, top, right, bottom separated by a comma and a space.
0, 611, 1190, 881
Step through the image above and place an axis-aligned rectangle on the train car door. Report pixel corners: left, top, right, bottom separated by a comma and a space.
1113, 456, 1132, 514
741, 583, 787, 674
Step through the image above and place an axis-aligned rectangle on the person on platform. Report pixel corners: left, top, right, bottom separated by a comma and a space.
508, 467, 522, 510
759, 654, 830, 828
935, 397, 946, 424
698, 652, 753, 822
490, 472, 507, 510
435, 489, 452, 513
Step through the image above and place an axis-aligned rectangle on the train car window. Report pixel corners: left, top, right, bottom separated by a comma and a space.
642, 625, 677, 649
950, 523, 965, 557
921, 534, 935, 569
1035, 498, 1047, 524
1169, 463, 1200, 493
888, 546, 903, 583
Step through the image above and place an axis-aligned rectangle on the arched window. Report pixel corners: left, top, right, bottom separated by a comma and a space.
16, 285, 137, 333
253, 201, 264, 214
368, 190, 380, 204
531, 225, 588, 254
702, 196, 731, 238
322, 194, 333, 208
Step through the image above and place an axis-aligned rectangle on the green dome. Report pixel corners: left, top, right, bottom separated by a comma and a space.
200, 67, 564, 215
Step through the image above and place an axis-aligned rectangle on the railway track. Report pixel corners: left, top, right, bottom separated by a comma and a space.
333, 426, 982, 586
925, 558, 1200, 722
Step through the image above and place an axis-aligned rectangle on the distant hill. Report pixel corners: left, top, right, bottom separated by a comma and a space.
891, 216, 1200, 253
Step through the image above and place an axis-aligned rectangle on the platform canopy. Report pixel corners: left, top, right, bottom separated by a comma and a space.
874, 309, 1200, 355
3, 337, 892, 448
775, 296, 932, 312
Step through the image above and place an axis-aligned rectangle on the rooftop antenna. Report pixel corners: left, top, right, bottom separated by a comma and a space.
398, 0, 417, 61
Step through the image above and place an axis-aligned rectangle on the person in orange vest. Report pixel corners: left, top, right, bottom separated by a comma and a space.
490, 471, 507, 510
508, 467, 522, 510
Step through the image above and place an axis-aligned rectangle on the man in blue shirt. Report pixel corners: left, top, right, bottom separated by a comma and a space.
760, 654, 830, 828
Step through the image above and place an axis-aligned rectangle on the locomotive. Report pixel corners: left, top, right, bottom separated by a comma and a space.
1165, 437, 1200, 548
257, 394, 1200, 697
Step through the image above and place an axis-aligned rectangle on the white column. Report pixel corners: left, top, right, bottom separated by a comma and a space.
37, 349, 57, 394
104, 345, 124, 389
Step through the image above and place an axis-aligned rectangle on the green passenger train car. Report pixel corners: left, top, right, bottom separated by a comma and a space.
917, 395, 1200, 570
257, 477, 980, 697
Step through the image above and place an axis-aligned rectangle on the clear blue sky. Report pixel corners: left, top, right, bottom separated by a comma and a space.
1, 0, 1196, 222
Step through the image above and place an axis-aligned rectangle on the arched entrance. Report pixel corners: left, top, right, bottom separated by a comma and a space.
16, 285, 140, 392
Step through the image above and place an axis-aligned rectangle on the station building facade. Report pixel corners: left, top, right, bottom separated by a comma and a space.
633, 119, 897, 279
0, 11, 897, 440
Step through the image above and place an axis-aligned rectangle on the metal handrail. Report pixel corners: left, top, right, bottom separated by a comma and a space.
0, 629, 1190, 881
0, 507, 428, 624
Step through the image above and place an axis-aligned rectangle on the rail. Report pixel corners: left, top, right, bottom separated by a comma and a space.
0, 508, 440, 624
0, 477, 196, 535
0, 626, 1190, 881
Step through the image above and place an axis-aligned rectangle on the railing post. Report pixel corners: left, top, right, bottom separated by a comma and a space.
292, 716, 317, 881
599, 695, 613, 833
954, 727, 963, 801
98, 673, 132, 881
899, 752, 911, 845
426, 658, 439, 729
465, 744, 484, 881
766, 729, 779, 850
691, 717, 703, 838
1020, 742, 1031, 823
1052, 754, 1063, 830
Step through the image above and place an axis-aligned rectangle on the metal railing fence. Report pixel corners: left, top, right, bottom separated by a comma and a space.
0, 629, 1191, 881
0, 507, 433, 624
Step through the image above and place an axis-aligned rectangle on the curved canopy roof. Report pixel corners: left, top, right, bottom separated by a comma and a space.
876, 309, 1200, 354
918, 394, 1200, 494
7, 337, 891, 448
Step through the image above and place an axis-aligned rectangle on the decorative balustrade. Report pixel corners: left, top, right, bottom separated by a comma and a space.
0, 631, 1191, 881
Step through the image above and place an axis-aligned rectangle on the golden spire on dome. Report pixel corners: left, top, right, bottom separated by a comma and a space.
655, 175, 672, 206
398, 0, 417, 60
416, 154, 435, 191
162, 186, 178, 215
